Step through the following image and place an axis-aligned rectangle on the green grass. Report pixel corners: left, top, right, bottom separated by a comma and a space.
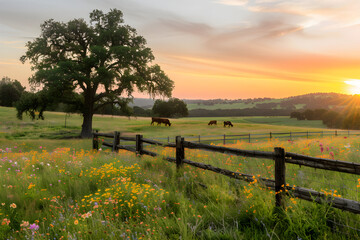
0, 107, 328, 142
1, 136, 360, 239
1, 106, 360, 239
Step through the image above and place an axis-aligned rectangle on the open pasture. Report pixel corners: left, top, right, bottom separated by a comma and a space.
1, 106, 326, 142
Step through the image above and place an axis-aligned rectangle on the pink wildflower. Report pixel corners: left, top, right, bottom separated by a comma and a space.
29, 223, 39, 230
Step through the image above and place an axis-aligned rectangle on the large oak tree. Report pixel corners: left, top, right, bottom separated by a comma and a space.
20, 9, 174, 138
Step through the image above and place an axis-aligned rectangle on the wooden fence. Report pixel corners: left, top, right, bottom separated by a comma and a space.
151, 130, 360, 145
93, 131, 360, 214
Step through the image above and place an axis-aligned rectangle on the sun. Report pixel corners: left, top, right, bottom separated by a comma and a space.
344, 79, 360, 95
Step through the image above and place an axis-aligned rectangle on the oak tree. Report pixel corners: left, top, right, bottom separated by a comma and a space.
20, 9, 174, 138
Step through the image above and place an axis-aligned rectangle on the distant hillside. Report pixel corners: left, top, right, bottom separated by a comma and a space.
184, 93, 349, 110
131, 93, 355, 117
128, 98, 156, 109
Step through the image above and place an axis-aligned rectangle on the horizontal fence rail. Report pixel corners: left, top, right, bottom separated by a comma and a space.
92, 130, 360, 215
148, 130, 360, 145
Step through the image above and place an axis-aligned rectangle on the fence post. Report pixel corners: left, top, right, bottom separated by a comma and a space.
198, 135, 201, 143
274, 147, 286, 208
92, 130, 99, 150
176, 136, 184, 169
249, 133, 251, 143
270, 132, 272, 141
290, 131, 292, 141
112, 131, 120, 152
307, 131, 309, 139
136, 134, 143, 155
335, 130, 337, 137
348, 130, 350, 137
167, 136, 170, 144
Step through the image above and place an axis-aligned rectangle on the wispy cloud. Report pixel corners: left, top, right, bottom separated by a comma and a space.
214, 0, 248, 6
155, 18, 213, 37
247, 0, 360, 27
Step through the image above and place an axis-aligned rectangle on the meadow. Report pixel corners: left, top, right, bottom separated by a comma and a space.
1, 107, 360, 239
1, 107, 326, 143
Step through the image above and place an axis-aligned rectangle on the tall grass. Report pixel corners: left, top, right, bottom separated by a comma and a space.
1, 136, 360, 239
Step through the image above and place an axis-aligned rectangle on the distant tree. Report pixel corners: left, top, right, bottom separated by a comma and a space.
312, 109, 327, 120
321, 110, 343, 128
152, 98, 188, 118
0, 77, 25, 107
20, 9, 174, 138
303, 109, 315, 120
133, 106, 151, 117
290, 111, 305, 120
15, 91, 48, 120
170, 98, 188, 117
343, 111, 360, 129
152, 100, 172, 117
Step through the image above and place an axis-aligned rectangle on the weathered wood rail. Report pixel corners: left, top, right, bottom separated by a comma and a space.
92, 130, 360, 214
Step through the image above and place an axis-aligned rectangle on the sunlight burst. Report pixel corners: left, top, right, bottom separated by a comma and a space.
345, 79, 360, 95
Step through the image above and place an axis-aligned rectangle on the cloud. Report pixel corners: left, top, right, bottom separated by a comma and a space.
247, 0, 360, 27
214, 0, 248, 6
154, 18, 213, 37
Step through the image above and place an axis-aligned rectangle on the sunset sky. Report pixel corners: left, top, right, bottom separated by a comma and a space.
1, 0, 360, 99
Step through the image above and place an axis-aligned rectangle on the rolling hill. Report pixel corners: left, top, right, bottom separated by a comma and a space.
132, 92, 354, 117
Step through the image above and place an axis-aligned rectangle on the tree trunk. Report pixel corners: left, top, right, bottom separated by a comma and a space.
81, 112, 93, 138
81, 93, 94, 138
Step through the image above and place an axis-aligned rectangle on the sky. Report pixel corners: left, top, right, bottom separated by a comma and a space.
1, 0, 360, 99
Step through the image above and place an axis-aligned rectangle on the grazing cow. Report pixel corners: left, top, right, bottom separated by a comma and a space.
208, 120, 217, 125
224, 121, 233, 127
151, 117, 171, 126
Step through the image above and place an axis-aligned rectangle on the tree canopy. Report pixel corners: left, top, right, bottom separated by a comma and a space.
20, 9, 174, 137
152, 98, 188, 118
0, 77, 25, 107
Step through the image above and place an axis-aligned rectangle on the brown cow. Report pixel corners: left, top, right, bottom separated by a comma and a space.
151, 117, 171, 126
224, 121, 233, 127
208, 120, 217, 125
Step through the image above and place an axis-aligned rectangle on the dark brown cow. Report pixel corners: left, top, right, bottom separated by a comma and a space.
151, 117, 171, 126
208, 120, 217, 125
224, 121, 233, 127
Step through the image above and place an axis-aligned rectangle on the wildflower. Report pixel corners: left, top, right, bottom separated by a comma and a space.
20, 221, 29, 227
2, 218, 10, 225
29, 223, 39, 230
74, 220, 79, 225
10, 203, 16, 208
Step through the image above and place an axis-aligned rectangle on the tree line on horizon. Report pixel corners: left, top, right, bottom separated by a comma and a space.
291, 108, 360, 130
0, 76, 188, 119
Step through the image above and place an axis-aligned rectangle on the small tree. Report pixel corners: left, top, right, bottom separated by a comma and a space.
15, 91, 48, 120
0, 77, 25, 107
20, 9, 174, 138
152, 98, 188, 118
